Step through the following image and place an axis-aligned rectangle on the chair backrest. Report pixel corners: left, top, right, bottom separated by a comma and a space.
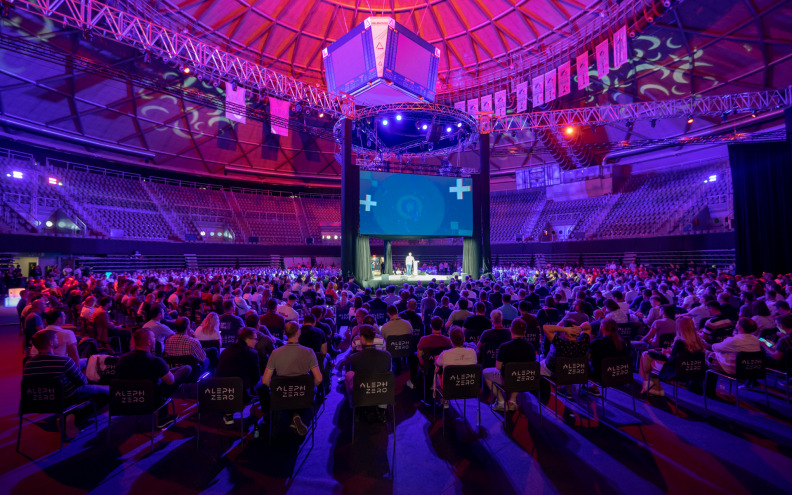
164, 354, 201, 370
221, 333, 237, 347
736, 351, 766, 380
599, 356, 633, 388
269, 375, 315, 411
20, 377, 65, 414
502, 361, 541, 393
336, 312, 350, 329
674, 353, 706, 381
97, 356, 120, 385
553, 357, 589, 386
616, 323, 638, 342
109, 379, 157, 416
465, 329, 483, 344
385, 335, 412, 359
422, 346, 451, 370
441, 364, 482, 400
352, 371, 395, 408
658, 333, 675, 349
198, 377, 244, 413
478, 341, 500, 369
524, 327, 542, 350
200, 340, 221, 350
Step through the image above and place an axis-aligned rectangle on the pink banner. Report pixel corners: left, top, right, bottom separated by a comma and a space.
596, 39, 609, 78
516, 81, 528, 112
532, 74, 545, 106
270, 97, 290, 136
544, 69, 557, 103
225, 82, 246, 124
558, 61, 571, 96
613, 25, 628, 68
576, 52, 590, 89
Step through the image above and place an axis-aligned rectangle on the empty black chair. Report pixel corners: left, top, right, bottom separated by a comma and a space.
650, 353, 705, 416
196, 377, 245, 447
704, 351, 769, 411
592, 356, 636, 419
108, 379, 176, 453
17, 377, 98, 454
350, 371, 396, 441
543, 357, 589, 417
434, 364, 482, 436
268, 375, 316, 446
491, 361, 542, 427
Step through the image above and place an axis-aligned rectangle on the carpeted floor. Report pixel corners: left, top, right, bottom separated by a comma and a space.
2, 305, 792, 495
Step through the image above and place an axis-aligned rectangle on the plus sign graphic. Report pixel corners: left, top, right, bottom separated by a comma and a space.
360, 194, 377, 211
449, 178, 471, 200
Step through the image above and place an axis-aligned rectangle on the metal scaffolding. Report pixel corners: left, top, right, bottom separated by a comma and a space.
491, 86, 792, 131
10, 0, 355, 117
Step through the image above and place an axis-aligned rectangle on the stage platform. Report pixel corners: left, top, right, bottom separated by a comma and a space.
362, 273, 457, 288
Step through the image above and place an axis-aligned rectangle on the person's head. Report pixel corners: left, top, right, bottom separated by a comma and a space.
544, 296, 555, 308
604, 299, 620, 312
430, 316, 443, 333
148, 305, 163, 321
134, 328, 156, 352
502, 294, 511, 305
173, 317, 190, 334
284, 321, 300, 341
776, 301, 790, 315
490, 309, 503, 327
83, 296, 96, 308
44, 308, 64, 326
245, 313, 260, 329
736, 317, 757, 335
287, 294, 297, 306
386, 305, 398, 318
662, 305, 676, 319
32, 329, 58, 353
98, 296, 112, 309
752, 300, 771, 317
449, 327, 465, 347
474, 301, 486, 315
780, 314, 792, 332
358, 324, 376, 346
223, 300, 235, 314
706, 301, 722, 315
650, 296, 662, 307
198, 312, 219, 332
407, 299, 417, 311
509, 318, 527, 338
303, 314, 316, 326
458, 299, 469, 311
238, 328, 258, 348
518, 300, 530, 314
600, 319, 624, 351
355, 308, 368, 324
441, 296, 450, 307
267, 298, 278, 312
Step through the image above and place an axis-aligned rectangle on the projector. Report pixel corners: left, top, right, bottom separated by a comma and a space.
323, 16, 440, 106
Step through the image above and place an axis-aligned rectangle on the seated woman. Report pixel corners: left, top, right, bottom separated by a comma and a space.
588, 319, 631, 396
633, 305, 676, 351
637, 317, 707, 396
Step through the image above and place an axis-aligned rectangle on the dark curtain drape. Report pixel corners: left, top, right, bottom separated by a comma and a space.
384, 240, 393, 274
463, 237, 480, 278
479, 132, 492, 277
729, 141, 792, 275
355, 236, 372, 281
340, 118, 358, 281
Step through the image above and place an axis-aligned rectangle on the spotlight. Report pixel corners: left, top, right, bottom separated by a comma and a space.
210, 232, 215, 237
143, 51, 151, 64
319, 112, 324, 118
183, 66, 191, 74
687, 117, 694, 124
382, 119, 388, 126
396, 114, 402, 121
83, 29, 93, 41
721, 112, 729, 123
162, 54, 170, 63
334, 235, 338, 240
626, 120, 634, 129
457, 122, 462, 127
446, 126, 452, 132
212, 79, 220, 88
200, 231, 206, 236
45, 221, 53, 228
422, 124, 428, 130
564, 126, 574, 135
751, 110, 757, 118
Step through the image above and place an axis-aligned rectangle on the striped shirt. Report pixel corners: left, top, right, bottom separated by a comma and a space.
23, 354, 87, 400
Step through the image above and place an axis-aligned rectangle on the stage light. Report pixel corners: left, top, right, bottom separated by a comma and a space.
709, 175, 717, 182
210, 232, 215, 236
143, 51, 151, 64
183, 66, 191, 74
721, 112, 729, 123
446, 127, 452, 132
382, 119, 388, 126
751, 111, 757, 118
11, 171, 22, 179
457, 123, 462, 127
232, 79, 238, 91
334, 235, 338, 240
564, 126, 574, 135
687, 117, 694, 124
422, 124, 428, 130
48, 177, 58, 185
45, 221, 53, 228
200, 231, 205, 236
319, 112, 324, 118
396, 114, 402, 121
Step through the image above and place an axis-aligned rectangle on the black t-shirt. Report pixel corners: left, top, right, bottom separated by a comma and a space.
298, 325, 326, 354
479, 328, 511, 349
349, 347, 392, 374
399, 310, 423, 332
219, 314, 244, 339
433, 306, 453, 322
589, 336, 631, 380
463, 314, 492, 332
116, 350, 169, 385
496, 339, 536, 366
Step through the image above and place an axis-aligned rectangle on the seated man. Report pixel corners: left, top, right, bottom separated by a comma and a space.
381, 304, 413, 341
23, 329, 108, 436
483, 319, 535, 411
91, 297, 133, 352
260, 298, 286, 338
478, 310, 511, 353
298, 314, 330, 393
408, 316, 453, 390
763, 314, 792, 366
142, 306, 174, 351
540, 320, 592, 399
216, 328, 266, 425
705, 317, 761, 397
701, 302, 735, 343
262, 322, 323, 436
447, 298, 472, 329
463, 302, 492, 344
29, 308, 80, 368
276, 294, 300, 322
116, 329, 192, 429
344, 324, 392, 423
435, 327, 478, 406
163, 317, 209, 382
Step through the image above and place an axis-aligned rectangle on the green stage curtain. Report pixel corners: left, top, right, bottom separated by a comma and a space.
463, 237, 480, 278
384, 240, 393, 274
355, 236, 372, 282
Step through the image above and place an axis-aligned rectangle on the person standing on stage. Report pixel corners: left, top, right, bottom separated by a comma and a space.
406, 253, 415, 277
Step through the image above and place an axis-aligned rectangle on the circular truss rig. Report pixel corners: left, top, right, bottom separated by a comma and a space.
334, 102, 478, 164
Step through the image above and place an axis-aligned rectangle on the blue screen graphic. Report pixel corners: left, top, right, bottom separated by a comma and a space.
359, 171, 473, 237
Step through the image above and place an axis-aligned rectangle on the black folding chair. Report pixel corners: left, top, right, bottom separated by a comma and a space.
524, 328, 542, 357
417, 346, 450, 405
478, 341, 500, 369
199, 340, 221, 351
704, 351, 769, 410
766, 353, 792, 403
543, 357, 589, 418
385, 335, 412, 359
17, 377, 97, 454
491, 361, 542, 427
220, 333, 237, 348
108, 379, 176, 453
268, 375, 316, 447
434, 364, 482, 436
616, 323, 639, 342
658, 333, 675, 350
350, 371, 396, 442
95, 356, 119, 385
650, 354, 705, 416
591, 356, 636, 420
196, 377, 245, 447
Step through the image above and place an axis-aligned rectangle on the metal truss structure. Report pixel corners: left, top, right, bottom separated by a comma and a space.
10, 0, 355, 117
491, 86, 792, 131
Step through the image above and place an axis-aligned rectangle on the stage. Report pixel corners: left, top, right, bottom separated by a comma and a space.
362, 273, 457, 288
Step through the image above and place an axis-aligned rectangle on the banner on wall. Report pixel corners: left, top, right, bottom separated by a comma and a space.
480, 94, 493, 114
531, 74, 545, 106
225, 82, 247, 124
454, 101, 467, 113
467, 98, 479, 115
516, 81, 528, 112
269, 97, 290, 136
544, 69, 557, 103
576, 52, 590, 89
494, 89, 507, 116
558, 61, 571, 96
613, 26, 628, 68
596, 39, 609, 78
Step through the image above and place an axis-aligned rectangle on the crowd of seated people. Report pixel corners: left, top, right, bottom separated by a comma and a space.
15, 261, 792, 441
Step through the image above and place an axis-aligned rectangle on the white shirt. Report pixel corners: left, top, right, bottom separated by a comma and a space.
277, 304, 299, 322
406, 255, 415, 266
29, 325, 77, 357
436, 347, 477, 368
80, 306, 95, 321
711, 333, 761, 375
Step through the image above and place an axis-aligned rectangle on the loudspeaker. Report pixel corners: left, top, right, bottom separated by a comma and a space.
248, 236, 259, 243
